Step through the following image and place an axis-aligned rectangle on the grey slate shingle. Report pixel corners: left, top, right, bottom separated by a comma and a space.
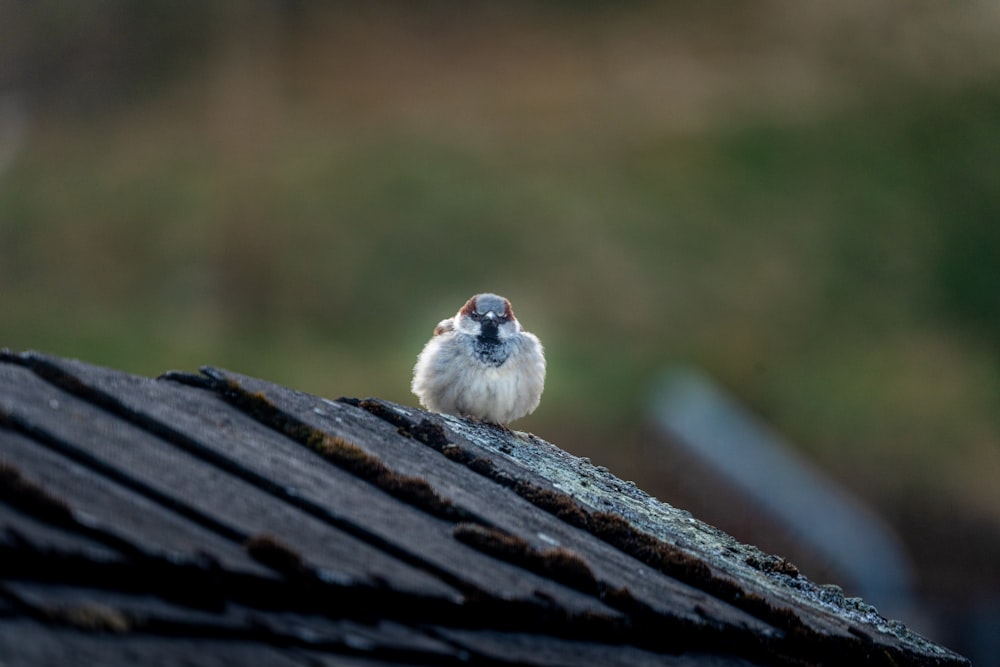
0, 350, 969, 666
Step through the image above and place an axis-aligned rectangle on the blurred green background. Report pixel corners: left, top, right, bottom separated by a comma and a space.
2, 1, 999, 657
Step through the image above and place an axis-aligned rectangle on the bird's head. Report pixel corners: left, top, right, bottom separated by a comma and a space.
455, 293, 520, 341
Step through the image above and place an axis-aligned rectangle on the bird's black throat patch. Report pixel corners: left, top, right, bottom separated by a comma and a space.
474, 336, 509, 367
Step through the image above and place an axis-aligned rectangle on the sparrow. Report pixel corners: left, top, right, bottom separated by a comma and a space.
411, 293, 546, 425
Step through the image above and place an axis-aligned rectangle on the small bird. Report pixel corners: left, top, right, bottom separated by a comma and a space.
412, 293, 546, 425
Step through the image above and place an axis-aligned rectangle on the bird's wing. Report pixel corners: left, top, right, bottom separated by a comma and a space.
433, 318, 455, 336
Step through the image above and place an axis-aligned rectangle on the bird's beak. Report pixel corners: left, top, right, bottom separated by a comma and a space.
480, 311, 500, 338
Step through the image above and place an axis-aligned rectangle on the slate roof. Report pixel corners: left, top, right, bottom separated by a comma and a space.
0, 350, 969, 666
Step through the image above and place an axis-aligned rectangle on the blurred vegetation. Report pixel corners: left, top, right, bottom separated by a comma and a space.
2, 0, 999, 627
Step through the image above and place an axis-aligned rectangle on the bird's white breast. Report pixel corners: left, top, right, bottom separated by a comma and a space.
411, 331, 545, 424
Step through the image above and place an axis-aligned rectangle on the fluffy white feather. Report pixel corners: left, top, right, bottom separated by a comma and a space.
412, 293, 545, 425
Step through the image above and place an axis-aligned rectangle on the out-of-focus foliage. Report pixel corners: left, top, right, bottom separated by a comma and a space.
2, 1, 999, 644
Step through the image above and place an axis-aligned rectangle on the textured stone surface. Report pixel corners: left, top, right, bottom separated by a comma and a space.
0, 349, 969, 666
